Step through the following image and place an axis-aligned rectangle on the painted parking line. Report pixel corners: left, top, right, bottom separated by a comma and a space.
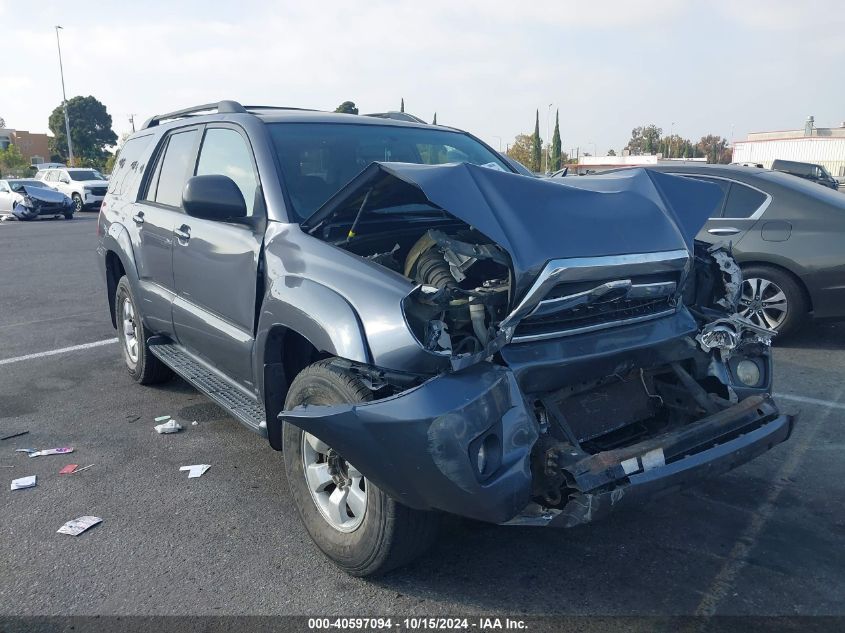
774, 393, 845, 411
0, 338, 118, 366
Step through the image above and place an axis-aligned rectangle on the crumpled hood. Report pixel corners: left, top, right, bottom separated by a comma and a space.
19, 185, 70, 204
305, 162, 723, 299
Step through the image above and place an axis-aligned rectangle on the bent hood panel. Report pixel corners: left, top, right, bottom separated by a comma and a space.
20, 185, 70, 204
305, 163, 723, 298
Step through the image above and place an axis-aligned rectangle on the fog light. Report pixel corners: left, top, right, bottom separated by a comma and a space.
736, 360, 761, 386
476, 443, 488, 474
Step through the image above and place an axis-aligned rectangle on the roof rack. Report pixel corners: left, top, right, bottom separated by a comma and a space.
141, 100, 320, 130
364, 111, 428, 124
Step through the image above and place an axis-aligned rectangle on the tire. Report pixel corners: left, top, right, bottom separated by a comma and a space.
114, 276, 173, 384
739, 264, 808, 337
72, 193, 83, 213
283, 360, 440, 577
63, 212, 74, 220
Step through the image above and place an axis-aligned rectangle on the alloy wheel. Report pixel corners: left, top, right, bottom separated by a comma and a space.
739, 277, 788, 330
301, 431, 367, 532
121, 297, 140, 363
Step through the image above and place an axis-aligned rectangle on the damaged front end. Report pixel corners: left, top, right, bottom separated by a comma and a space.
11, 185, 73, 220
281, 164, 794, 526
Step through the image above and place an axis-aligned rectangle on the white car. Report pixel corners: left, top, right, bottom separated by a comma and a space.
0, 178, 75, 220
35, 167, 108, 212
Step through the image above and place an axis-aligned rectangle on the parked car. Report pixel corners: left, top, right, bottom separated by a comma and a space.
97, 101, 791, 576
35, 167, 108, 212
604, 164, 845, 335
0, 178, 74, 220
771, 159, 838, 190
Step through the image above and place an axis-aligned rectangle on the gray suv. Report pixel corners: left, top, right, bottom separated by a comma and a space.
97, 101, 793, 576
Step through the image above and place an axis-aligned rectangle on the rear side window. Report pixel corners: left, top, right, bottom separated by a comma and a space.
679, 175, 730, 217
107, 134, 154, 197
145, 129, 198, 208
195, 128, 259, 216
723, 183, 767, 218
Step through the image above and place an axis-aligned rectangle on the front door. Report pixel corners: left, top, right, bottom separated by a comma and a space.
171, 125, 264, 390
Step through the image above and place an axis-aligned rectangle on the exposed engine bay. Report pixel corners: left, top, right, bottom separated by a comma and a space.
284, 163, 793, 528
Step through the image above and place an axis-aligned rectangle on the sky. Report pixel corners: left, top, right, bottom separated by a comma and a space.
2, 0, 844, 156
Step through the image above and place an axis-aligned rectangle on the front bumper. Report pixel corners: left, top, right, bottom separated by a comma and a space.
83, 192, 105, 208
280, 365, 793, 526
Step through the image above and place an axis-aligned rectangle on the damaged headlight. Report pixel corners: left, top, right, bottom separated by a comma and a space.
20, 195, 35, 208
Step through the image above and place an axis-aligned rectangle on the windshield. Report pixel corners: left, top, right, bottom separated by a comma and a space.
268, 122, 509, 220
69, 170, 104, 181
8, 180, 50, 192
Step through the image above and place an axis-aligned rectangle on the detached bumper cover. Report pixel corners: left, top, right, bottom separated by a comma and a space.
280, 362, 539, 523
281, 366, 793, 526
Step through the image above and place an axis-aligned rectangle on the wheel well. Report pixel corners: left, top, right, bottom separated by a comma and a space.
740, 260, 813, 313
262, 326, 330, 432
105, 251, 126, 328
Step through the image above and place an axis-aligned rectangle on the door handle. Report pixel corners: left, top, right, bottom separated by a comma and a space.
175, 225, 191, 243
132, 211, 145, 225
708, 227, 740, 236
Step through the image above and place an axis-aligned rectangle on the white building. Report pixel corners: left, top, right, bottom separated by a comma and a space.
732, 116, 845, 177
575, 154, 706, 174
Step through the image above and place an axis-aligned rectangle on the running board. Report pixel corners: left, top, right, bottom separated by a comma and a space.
148, 339, 267, 436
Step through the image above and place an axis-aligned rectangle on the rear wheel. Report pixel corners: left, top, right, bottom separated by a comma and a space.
282, 360, 440, 576
739, 265, 808, 336
114, 276, 173, 384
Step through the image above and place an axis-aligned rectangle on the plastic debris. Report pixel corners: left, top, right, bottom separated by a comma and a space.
154, 415, 172, 422
154, 419, 183, 434
191, 421, 198, 426
15, 449, 36, 454
29, 447, 74, 458
57, 516, 102, 536
11, 475, 36, 490
59, 464, 79, 475
71, 464, 94, 474
179, 464, 211, 478
1, 431, 29, 441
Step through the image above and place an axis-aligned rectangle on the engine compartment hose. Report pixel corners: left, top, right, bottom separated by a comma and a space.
469, 302, 489, 345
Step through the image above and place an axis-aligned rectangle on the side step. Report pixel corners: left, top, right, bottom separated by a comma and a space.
148, 339, 267, 437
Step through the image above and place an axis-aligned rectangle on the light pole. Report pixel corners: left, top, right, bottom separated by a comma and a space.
545, 103, 552, 173
54, 25, 74, 166
492, 135, 502, 151
669, 121, 676, 158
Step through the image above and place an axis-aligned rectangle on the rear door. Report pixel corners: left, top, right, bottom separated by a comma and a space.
171, 124, 264, 390
130, 126, 202, 335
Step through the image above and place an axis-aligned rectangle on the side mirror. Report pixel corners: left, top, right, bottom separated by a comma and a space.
60, 176, 70, 184
182, 175, 247, 221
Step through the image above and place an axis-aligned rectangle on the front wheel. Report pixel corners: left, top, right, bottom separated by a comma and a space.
282, 360, 440, 576
72, 193, 83, 213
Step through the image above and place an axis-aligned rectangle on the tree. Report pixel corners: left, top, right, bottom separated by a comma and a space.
334, 101, 359, 114
400, 98, 405, 113
625, 124, 662, 155
697, 134, 731, 164
506, 133, 533, 168
48, 95, 117, 168
550, 109, 562, 172
432, 113, 437, 125
531, 110, 542, 173
0, 143, 29, 177
607, 149, 617, 156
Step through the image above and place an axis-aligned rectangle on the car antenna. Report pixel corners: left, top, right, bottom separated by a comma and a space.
345, 188, 372, 243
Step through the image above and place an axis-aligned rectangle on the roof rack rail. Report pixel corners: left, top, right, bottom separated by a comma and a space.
364, 111, 428, 124
242, 105, 316, 113
141, 100, 248, 130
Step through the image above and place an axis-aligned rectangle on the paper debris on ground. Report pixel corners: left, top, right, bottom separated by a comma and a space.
59, 464, 79, 475
154, 415, 171, 422
179, 464, 211, 478
154, 419, 183, 434
1, 431, 29, 441
57, 516, 102, 536
191, 421, 198, 426
29, 447, 74, 458
11, 475, 36, 490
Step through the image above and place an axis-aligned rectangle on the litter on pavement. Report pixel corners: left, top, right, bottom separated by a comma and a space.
154, 419, 183, 434
154, 415, 172, 422
15, 449, 36, 454
191, 421, 198, 426
59, 464, 79, 475
71, 464, 94, 474
1, 431, 29, 441
180, 464, 211, 478
29, 447, 74, 458
57, 516, 102, 536
11, 475, 36, 490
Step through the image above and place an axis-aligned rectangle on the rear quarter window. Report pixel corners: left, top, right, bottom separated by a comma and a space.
723, 183, 767, 218
107, 134, 154, 198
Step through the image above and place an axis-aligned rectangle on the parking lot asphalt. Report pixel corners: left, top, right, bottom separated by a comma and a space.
1, 214, 844, 617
